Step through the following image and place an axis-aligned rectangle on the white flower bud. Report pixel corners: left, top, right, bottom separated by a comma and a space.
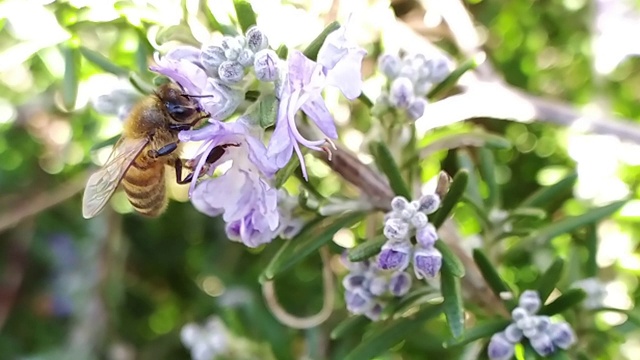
253, 49, 279, 82
218, 61, 244, 83
237, 48, 254, 67
221, 36, 242, 60
407, 98, 428, 120
418, 194, 441, 214
245, 26, 269, 52
389, 77, 414, 109
201, 45, 226, 74
378, 53, 402, 79
390, 196, 410, 211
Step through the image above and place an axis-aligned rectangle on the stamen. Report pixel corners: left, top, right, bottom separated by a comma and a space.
321, 145, 333, 161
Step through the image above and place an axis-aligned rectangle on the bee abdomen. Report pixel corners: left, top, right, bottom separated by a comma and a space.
122, 162, 167, 217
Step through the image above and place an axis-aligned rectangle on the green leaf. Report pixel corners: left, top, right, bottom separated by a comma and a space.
202, 0, 238, 35
431, 170, 469, 228
441, 267, 465, 338
444, 319, 510, 347
472, 249, 516, 309
435, 240, 465, 277
381, 287, 437, 319
585, 223, 598, 277
412, 132, 511, 165
348, 236, 386, 262
61, 44, 79, 111
344, 304, 443, 360
90, 134, 120, 152
536, 258, 564, 302
330, 316, 370, 340
540, 288, 586, 315
79, 46, 129, 76
525, 200, 627, 245
274, 155, 300, 188
548, 351, 571, 360
478, 148, 498, 209
232, 0, 257, 34
372, 141, 412, 199
520, 172, 577, 209
262, 213, 364, 279
456, 150, 483, 210
508, 207, 547, 220
258, 93, 278, 128
428, 54, 484, 99
303, 21, 341, 61
358, 93, 373, 108
276, 44, 288, 59
129, 71, 155, 95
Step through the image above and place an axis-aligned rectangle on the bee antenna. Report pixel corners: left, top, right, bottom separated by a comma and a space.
181, 94, 215, 99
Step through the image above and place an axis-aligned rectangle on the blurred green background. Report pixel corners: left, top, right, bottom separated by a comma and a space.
1, 0, 639, 359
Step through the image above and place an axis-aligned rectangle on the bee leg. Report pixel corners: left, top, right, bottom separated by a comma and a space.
169, 113, 211, 132
174, 158, 194, 185
148, 142, 178, 159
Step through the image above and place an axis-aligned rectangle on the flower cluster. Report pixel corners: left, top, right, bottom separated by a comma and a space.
341, 255, 412, 321
181, 317, 229, 360
488, 291, 577, 360
147, 23, 365, 247
572, 277, 607, 310
377, 194, 443, 280
375, 53, 451, 120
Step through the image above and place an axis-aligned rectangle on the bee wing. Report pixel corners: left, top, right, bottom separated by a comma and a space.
82, 137, 149, 219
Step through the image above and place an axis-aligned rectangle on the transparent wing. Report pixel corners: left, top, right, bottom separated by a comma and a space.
82, 137, 148, 219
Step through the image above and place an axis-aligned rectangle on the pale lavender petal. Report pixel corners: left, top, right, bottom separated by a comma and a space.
325, 48, 366, 100
191, 180, 224, 217
317, 25, 349, 70
301, 94, 338, 138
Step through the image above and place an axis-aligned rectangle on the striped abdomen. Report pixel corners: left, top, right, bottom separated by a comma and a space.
122, 152, 168, 217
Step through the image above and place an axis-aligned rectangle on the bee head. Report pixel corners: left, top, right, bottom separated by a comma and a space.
156, 83, 199, 123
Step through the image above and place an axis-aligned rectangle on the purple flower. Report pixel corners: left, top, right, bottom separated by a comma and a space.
383, 217, 410, 241
180, 120, 280, 247
413, 246, 442, 279
364, 302, 385, 321
389, 271, 412, 296
345, 288, 374, 314
529, 333, 555, 357
342, 274, 367, 290
488, 332, 515, 360
267, 23, 366, 180
416, 223, 438, 248
548, 322, 576, 350
377, 241, 411, 271
518, 290, 542, 314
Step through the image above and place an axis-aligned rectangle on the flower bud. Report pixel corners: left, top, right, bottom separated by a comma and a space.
511, 307, 528, 322
218, 61, 244, 83
364, 302, 384, 321
529, 333, 555, 357
221, 36, 242, 60
342, 274, 366, 290
407, 98, 428, 120
201, 44, 227, 73
410, 212, 428, 229
383, 218, 410, 241
377, 241, 411, 271
389, 271, 412, 296
504, 323, 523, 343
398, 64, 419, 83
413, 246, 442, 279
389, 77, 414, 109
548, 322, 576, 349
245, 26, 269, 52
237, 49, 254, 67
427, 58, 450, 83
390, 196, 410, 211
535, 315, 551, 333
199, 78, 243, 120
418, 193, 441, 214
416, 223, 438, 248
519, 290, 542, 314
253, 49, 279, 82
487, 332, 515, 360
345, 288, 373, 314
378, 53, 402, 79
368, 276, 388, 296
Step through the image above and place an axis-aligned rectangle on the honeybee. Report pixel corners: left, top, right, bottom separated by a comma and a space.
82, 82, 214, 219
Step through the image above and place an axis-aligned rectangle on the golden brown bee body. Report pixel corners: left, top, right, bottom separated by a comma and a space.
82, 83, 207, 219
